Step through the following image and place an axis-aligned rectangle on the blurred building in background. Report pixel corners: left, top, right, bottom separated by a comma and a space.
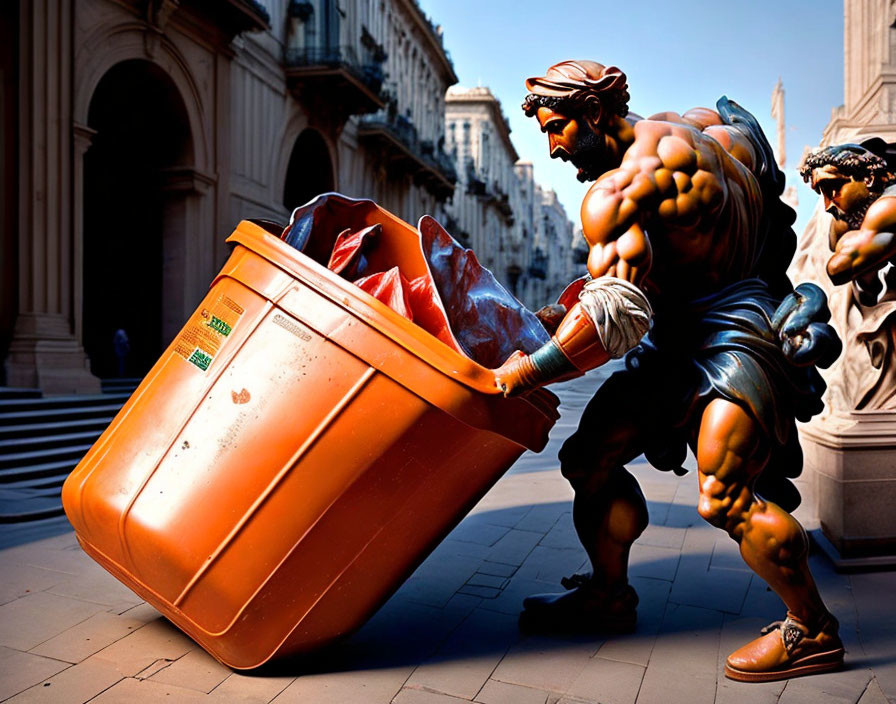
529, 186, 585, 307
1, 0, 577, 395
444, 87, 520, 290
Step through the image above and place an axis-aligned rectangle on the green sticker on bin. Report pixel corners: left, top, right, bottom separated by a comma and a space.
188, 348, 213, 371
207, 315, 232, 336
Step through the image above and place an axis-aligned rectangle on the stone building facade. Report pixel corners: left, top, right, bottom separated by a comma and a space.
281, 0, 458, 224
2, 0, 580, 393
2, 0, 458, 392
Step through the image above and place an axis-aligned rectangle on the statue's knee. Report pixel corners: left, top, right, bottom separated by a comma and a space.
611, 494, 649, 541
561, 464, 610, 497
559, 448, 614, 494
697, 473, 746, 534
559, 457, 585, 491
697, 496, 728, 530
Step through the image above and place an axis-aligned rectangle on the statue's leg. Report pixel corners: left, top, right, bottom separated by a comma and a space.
694, 398, 844, 682
520, 375, 648, 633
565, 436, 649, 594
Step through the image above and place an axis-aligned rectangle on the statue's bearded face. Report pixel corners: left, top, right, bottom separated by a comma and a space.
535, 105, 606, 182
812, 166, 878, 230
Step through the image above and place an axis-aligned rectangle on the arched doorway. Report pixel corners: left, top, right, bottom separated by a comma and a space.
83, 60, 193, 379
283, 129, 334, 211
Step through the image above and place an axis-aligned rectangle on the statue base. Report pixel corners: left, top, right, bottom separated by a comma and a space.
799, 410, 896, 571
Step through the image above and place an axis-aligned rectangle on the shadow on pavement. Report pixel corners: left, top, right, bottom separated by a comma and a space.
243, 497, 760, 677
0, 514, 73, 549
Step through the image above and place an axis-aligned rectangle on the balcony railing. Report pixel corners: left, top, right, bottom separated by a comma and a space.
466, 172, 488, 197
358, 111, 457, 199
284, 44, 385, 118
183, 0, 269, 36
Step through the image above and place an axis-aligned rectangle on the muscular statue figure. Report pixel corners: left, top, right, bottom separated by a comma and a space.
799, 141, 896, 409
495, 60, 843, 682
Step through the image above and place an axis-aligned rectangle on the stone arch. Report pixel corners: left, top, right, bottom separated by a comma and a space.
277, 109, 339, 212
73, 24, 209, 171
81, 58, 197, 378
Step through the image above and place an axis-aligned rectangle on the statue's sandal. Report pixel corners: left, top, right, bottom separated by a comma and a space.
724, 613, 845, 682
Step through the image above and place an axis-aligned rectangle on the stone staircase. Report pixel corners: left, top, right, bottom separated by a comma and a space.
0, 380, 141, 522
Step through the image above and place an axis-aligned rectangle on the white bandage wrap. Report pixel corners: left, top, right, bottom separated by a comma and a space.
578, 277, 653, 358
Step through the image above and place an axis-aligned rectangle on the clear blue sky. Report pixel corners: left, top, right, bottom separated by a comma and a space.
417, 0, 844, 236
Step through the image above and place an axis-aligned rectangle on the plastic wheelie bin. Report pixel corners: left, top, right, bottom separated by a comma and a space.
62, 210, 560, 670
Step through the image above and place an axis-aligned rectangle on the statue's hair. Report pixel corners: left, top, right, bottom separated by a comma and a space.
799, 143, 893, 187
521, 65, 630, 123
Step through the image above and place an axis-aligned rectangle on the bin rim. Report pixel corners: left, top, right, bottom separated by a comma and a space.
224, 221, 559, 418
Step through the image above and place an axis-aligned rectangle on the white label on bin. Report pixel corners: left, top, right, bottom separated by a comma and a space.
174, 293, 245, 371
272, 313, 312, 341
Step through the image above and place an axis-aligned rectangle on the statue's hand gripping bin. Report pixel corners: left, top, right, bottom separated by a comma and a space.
61, 195, 560, 670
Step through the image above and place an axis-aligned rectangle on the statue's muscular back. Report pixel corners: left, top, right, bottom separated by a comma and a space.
582, 108, 765, 301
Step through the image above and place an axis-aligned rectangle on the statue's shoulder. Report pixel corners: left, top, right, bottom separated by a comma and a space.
631, 117, 691, 144
645, 108, 722, 131
682, 107, 724, 131
864, 188, 896, 230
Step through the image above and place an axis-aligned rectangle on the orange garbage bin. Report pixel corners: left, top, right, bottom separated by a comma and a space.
62, 214, 559, 670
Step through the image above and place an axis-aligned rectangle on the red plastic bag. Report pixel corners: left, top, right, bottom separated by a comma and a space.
354, 267, 415, 322
283, 194, 551, 368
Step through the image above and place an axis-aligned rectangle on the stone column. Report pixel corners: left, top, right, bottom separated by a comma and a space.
72, 122, 97, 344
159, 167, 215, 346
4, 0, 100, 394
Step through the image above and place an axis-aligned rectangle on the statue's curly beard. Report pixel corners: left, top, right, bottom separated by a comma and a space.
829, 191, 879, 230
569, 130, 607, 182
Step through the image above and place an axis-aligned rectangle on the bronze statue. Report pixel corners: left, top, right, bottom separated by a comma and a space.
800, 141, 896, 409
495, 60, 843, 682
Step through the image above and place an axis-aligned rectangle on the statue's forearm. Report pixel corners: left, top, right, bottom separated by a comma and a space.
827, 229, 896, 285
495, 278, 652, 395
494, 303, 607, 396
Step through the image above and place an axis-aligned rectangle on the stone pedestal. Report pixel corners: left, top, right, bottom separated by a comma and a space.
800, 412, 896, 569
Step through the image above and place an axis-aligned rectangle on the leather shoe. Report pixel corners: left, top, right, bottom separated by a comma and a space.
724, 612, 844, 682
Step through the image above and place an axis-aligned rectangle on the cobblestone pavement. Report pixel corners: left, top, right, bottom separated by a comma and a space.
1, 371, 894, 703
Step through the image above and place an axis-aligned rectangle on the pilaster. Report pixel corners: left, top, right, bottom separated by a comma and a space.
4, 0, 100, 393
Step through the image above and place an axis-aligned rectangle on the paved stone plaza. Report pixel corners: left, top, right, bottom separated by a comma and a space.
0, 371, 894, 704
